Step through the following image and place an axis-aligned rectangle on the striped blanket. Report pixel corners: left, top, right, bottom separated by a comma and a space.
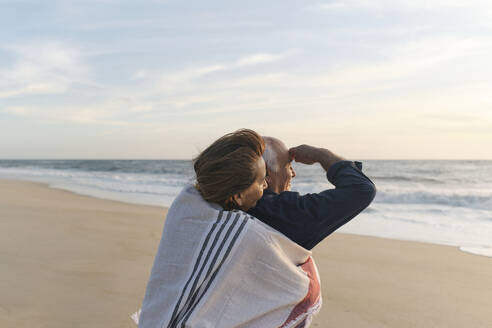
134, 185, 321, 328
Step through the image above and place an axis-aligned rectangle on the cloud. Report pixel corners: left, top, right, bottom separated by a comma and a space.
2, 49, 290, 123
2, 105, 128, 126
0, 41, 89, 99
160, 51, 287, 78
235, 53, 286, 67
3, 35, 488, 132
308, 0, 492, 11
302, 36, 490, 89
120, 34, 491, 121
150, 51, 288, 95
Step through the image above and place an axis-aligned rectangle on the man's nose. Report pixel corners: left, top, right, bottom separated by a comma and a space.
291, 167, 296, 178
263, 180, 268, 189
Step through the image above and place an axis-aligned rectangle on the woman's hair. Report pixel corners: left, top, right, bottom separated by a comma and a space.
193, 129, 265, 210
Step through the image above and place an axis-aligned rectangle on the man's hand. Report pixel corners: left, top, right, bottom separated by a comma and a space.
289, 144, 344, 172
288, 144, 320, 165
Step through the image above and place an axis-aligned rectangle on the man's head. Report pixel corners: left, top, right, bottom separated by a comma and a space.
262, 137, 296, 193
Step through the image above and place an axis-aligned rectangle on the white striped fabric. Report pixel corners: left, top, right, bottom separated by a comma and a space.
135, 185, 321, 328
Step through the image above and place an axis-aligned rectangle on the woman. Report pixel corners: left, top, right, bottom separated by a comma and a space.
192, 128, 268, 211
136, 129, 321, 328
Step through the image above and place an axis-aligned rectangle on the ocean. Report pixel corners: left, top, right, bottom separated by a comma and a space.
1, 159, 491, 258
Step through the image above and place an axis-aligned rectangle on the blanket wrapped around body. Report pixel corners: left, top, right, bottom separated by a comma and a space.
135, 185, 321, 328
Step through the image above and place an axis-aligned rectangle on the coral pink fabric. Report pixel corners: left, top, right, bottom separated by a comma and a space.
280, 256, 321, 327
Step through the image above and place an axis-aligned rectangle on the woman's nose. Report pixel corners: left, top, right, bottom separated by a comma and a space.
291, 167, 296, 178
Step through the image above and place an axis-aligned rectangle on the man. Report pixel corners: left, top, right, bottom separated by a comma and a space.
244, 138, 375, 327
248, 138, 376, 250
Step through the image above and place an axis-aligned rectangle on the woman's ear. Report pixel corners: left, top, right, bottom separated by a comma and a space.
232, 193, 244, 207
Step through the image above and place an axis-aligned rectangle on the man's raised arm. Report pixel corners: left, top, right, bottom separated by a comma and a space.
248, 144, 376, 250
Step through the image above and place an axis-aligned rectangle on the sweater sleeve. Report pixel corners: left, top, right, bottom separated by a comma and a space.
248, 161, 376, 250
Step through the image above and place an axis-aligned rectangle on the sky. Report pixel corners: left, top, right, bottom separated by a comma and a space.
1, 0, 491, 159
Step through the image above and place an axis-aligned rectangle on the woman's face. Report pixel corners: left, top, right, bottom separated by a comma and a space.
233, 156, 268, 211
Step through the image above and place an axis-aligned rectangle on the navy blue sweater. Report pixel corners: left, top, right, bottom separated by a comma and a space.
248, 161, 376, 250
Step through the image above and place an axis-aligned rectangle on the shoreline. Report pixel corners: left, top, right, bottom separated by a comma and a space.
0, 177, 166, 209
1, 178, 492, 327
1, 176, 490, 259
0, 175, 170, 209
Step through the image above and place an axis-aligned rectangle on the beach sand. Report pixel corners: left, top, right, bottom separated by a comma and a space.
1, 179, 491, 327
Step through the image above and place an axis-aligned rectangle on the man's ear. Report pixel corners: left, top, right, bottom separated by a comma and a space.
265, 168, 274, 186
232, 193, 244, 207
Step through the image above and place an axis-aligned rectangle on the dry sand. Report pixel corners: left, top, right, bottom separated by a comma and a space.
1, 179, 491, 327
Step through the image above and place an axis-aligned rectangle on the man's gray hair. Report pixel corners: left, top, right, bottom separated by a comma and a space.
262, 137, 280, 173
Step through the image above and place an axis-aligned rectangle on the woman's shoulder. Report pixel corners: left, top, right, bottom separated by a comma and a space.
166, 185, 221, 220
